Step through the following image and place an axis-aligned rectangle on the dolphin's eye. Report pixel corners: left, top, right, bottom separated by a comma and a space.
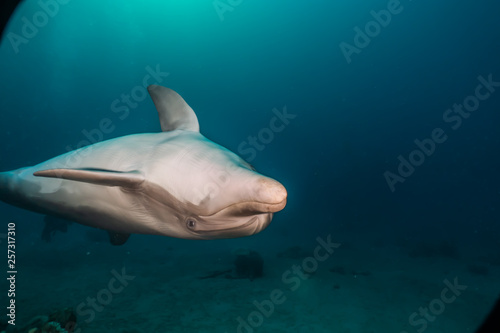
186, 218, 196, 229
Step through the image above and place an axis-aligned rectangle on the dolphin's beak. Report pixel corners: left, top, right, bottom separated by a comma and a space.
192, 177, 286, 239
215, 177, 287, 216
253, 177, 287, 212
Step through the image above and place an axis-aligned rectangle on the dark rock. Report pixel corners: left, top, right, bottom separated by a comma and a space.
48, 307, 76, 332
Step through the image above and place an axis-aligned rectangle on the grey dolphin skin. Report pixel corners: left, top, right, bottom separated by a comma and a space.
0, 85, 287, 240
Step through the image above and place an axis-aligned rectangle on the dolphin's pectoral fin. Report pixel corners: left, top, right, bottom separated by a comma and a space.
107, 231, 131, 246
33, 168, 145, 189
147, 85, 200, 132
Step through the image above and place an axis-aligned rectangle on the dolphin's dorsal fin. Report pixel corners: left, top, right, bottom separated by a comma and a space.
147, 85, 200, 132
33, 168, 145, 189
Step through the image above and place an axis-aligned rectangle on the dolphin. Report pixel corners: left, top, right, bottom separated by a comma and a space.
0, 85, 287, 241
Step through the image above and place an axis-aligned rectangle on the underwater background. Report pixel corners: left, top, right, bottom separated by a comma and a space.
1, 0, 499, 332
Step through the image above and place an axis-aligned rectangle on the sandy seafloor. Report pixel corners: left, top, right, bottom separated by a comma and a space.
1, 210, 498, 333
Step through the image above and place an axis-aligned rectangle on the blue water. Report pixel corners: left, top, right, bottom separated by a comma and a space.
1, 0, 499, 332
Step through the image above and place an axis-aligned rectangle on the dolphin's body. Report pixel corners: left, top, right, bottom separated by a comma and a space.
0, 85, 287, 240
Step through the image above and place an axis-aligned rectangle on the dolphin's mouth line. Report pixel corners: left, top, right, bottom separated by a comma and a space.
191, 216, 259, 234
203, 198, 287, 217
